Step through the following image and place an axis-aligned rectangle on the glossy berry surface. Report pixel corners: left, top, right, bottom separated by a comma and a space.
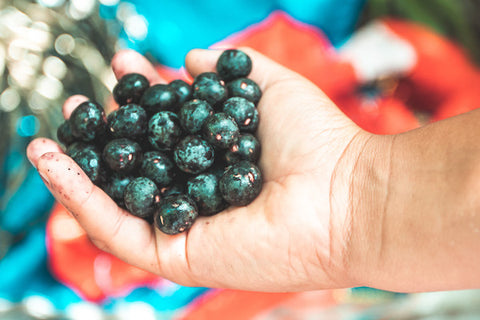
67, 142, 105, 186
69, 101, 107, 142
216, 49, 252, 82
187, 173, 226, 216
102, 138, 142, 172
222, 97, 259, 132
219, 160, 262, 206
174, 135, 214, 174
124, 177, 160, 219
107, 103, 148, 139
103, 173, 134, 204
169, 79, 192, 105
178, 99, 214, 134
140, 151, 176, 187
225, 133, 261, 164
154, 194, 198, 235
192, 72, 227, 107
147, 111, 184, 151
113, 73, 150, 106
57, 120, 75, 146
202, 113, 240, 149
140, 84, 178, 114
227, 78, 262, 105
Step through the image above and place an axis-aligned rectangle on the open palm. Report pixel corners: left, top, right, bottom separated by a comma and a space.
27, 48, 370, 291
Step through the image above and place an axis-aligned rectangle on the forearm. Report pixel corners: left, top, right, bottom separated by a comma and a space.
352, 110, 480, 292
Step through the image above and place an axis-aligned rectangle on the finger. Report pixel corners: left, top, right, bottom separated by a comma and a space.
63, 95, 89, 120
111, 49, 166, 85
185, 47, 301, 92
26, 138, 64, 168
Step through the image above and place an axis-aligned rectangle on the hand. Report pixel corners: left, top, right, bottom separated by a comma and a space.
26, 48, 377, 291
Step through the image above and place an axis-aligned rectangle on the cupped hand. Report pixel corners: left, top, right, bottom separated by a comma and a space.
27, 48, 374, 291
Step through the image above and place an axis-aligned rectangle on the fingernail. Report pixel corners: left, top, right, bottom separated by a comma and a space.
39, 170, 50, 187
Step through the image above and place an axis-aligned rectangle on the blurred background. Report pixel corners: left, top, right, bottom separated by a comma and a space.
1, 0, 480, 319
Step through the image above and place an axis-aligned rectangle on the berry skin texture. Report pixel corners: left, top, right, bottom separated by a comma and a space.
57, 120, 75, 146
148, 111, 184, 151
192, 72, 227, 107
140, 84, 178, 114
113, 73, 150, 106
103, 138, 142, 173
103, 173, 134, 206
202, 113, 240, 149
187, 173, 227, 216
219, 160, 262, 206
67, 142, 106, 186
154, 194, 198, 235
174, 135, 215, 174
124, 177, 161, 219
227, 78, 262, 105
216, 49, 252, 82
225, 133, 261, 164
107, 103, 148, 139
169, 79, 192, 105
222, 97, 259, 132
140, 151, 176, 187
69, 101, 107, 142
178, 99, 214, 134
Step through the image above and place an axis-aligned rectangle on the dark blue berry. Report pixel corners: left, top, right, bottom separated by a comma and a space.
140, 84, 178, 114
169, 79, 192, 105
216, 49, 252, 82
113, 73, 150, 106
147, 111, 184, 151
69, 101, 107, 142
107, 103, 148, 139
154, 194, 198, 235
178, 99, 214, 134
140, 151, 176, 187
187, 173, 227, 216
225, 133, 261, 164
174, 135, 214, 174
222, 97, 259, 132
192, 72, 227, 108
103, 173, 134, 203
103, 138, 142, 172
202, 113, 240, 149
227, 78, 262, 105
57, 120, 75, 146
159, 178, 186, 198
67, 142, 106, 186
219, 161, 262, 206
124, 177, 160, 219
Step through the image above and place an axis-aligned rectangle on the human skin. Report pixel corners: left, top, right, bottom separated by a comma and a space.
27, 48, 480, 293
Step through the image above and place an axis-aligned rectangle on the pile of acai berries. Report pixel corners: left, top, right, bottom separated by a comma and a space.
57, 49, 263, 235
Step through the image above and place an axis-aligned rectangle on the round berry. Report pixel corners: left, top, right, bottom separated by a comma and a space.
187, 173, 227, 216
202, 113, 240, 149
222, 97, 259, 132
57, 120, 75, 146
227, 78, 262, 105
67, 142, 106, 186
148, 111, 184, 151
225, 133, 261, 164
140, 84, 178, 114
169, 79, 192, 105
107, 103, 148, 139
103, 138, 142, 172
216, 49, 252, 81
113, 73, 149, 106
154, 194, 198, 235
192, 72, 227, 107
140, 151, 176, 187
174, 135, 215, 174
103, 173, 134, 204
178, 99, 214, 134
219, 161, 262, 206
124, 177, 160, 219
69, 101, 107, 142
